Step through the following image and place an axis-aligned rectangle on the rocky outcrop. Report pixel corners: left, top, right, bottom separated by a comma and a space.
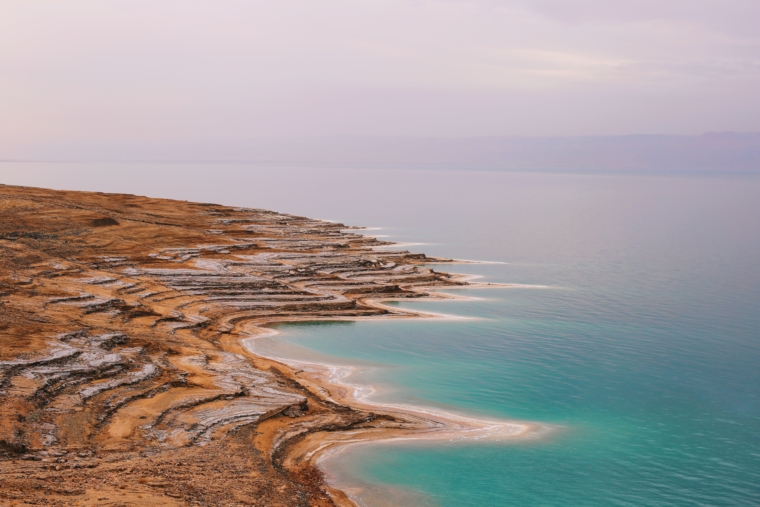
0, 184, 462, 506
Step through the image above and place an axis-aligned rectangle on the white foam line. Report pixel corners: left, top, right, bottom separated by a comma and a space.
449, 259, 509, 265
371, 242, 429, 249
242, 330, 545, 444
424, 273, 555, 290
367, 299, 476, 320
446, 282, 554, 290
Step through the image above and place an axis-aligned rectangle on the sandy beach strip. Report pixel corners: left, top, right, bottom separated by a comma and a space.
235, 307, 550, 506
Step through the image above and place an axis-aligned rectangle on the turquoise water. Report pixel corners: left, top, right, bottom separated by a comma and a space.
3, 165, 759, 505
266, 173, 760, 506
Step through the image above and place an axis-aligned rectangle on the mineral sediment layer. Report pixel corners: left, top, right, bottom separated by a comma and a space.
0, 184, 464, 506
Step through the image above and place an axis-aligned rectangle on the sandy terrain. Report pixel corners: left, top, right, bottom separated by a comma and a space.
0, 183, 495, 506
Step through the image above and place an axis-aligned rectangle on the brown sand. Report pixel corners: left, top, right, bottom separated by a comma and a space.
0, 184, 532, 507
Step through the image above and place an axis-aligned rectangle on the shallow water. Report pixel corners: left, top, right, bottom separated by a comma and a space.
3, 164, 760, 506
257, 172, 760, 506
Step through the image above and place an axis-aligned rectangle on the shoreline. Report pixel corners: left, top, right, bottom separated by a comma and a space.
234, 290, 549, 507
0, 184, 553, 506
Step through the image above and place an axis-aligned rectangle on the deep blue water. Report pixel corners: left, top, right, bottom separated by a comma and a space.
2, 164, 759, 506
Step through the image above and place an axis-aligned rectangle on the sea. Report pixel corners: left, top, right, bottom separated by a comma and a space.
2, 163, 759, 506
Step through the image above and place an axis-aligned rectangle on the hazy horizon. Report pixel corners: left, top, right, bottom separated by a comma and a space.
3, 132, 758, 172
2, 1, 759, 160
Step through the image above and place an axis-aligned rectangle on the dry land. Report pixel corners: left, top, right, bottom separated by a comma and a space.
0, 183, 495, 506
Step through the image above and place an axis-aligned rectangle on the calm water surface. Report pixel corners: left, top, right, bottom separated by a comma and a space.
3, 164, 759, 506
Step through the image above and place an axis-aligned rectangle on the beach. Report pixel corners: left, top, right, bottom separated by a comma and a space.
239, 314, 544, 506
2, 168, 759, 507
0, 183, 537, 506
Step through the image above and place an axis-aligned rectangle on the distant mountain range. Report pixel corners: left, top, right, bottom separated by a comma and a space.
4, 132, 759, 172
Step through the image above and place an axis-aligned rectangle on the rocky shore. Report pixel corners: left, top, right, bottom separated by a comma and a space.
0, 184, 473, 506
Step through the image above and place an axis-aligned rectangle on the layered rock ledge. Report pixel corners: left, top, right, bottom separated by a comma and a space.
0, 184, 465, 506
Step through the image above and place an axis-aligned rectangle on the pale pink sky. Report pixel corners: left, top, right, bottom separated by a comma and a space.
1, 0, 758, 151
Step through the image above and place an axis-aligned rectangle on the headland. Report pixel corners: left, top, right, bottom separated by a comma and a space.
0, 184, 534, 506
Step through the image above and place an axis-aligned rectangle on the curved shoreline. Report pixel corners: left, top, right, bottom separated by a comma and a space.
235, 292, 549, 507
0, 184, 554, 506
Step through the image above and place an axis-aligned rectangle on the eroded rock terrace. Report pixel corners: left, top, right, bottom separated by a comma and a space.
0, 184, 462, 506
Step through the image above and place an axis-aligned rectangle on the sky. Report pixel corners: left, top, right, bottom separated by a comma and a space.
1, 0, 759, 156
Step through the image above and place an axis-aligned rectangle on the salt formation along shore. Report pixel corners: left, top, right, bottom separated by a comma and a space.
0, 184, 534, 506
